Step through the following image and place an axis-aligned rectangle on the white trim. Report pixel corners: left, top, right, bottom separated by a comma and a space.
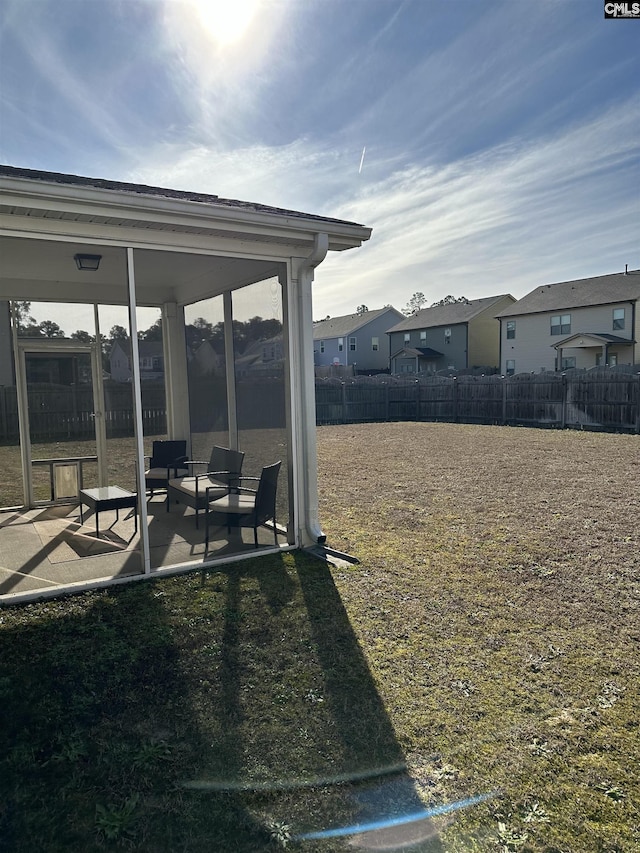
126, 248, 151, 575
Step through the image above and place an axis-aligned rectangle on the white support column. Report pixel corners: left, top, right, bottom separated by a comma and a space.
162, 302, 190, 445
287, 234, 328, 547
126, 248, 151, 575
223, 291, 238, 450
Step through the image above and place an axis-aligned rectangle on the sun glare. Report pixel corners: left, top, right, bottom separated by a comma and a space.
192, 0, 259, 47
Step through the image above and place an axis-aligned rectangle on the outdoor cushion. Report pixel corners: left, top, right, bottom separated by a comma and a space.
207, 493, 257, 514
146, 465, 188, 481
168, 476, 227, 501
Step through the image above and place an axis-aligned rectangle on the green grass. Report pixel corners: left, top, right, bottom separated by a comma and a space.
1, 422, 639, 851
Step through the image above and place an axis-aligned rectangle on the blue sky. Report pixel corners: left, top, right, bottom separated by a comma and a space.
1, 0, 639, 323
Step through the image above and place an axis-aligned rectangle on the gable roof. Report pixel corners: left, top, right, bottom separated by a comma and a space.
387, 294, 513, 333
110, 340, 163, 359
312, 306, 404, 340
496, 270, 640, 318
0, 164, 365, 229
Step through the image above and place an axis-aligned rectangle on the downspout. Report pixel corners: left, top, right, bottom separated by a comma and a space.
294, 232, 328, 545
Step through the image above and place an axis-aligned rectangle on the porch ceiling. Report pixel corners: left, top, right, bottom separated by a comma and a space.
0, 235, 283, 307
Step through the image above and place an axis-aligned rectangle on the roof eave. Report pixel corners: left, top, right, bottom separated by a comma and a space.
0, 174, 372, 251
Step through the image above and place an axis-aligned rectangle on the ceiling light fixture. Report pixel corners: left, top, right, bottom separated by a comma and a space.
74, 253, 102, 271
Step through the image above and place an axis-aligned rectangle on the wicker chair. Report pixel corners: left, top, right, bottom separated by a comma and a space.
204, 461, 281, 549
144, 440, 189, 495
166, 446, 245, 529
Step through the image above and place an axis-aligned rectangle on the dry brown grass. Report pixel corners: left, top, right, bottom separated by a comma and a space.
316, 422, 640, 851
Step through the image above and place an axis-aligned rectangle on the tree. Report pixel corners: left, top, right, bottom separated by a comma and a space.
36, 320, 65, 338
403, 292, 427, 315
138, 319, 162, 342
108, 325, 129, 341
70, 330, 94, 343
10, 301, 34, 331
430, 295, 471, 307
356, 304, 368, 315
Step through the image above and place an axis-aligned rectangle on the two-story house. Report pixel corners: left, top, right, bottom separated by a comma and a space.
387, 294, 515, 374
313, 306, 404, 372
496, 270, 640, 374
109, 340, 164, 382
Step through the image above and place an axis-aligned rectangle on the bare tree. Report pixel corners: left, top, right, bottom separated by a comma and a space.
403, 292, 427, 315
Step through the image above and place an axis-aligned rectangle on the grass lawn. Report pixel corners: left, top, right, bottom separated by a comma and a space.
1, 422, 638, 851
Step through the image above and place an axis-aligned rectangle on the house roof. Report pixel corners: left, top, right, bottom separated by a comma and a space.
110, 340, 163, 358
0, 164, 365, 229
387, 295, 513, 333
391, 346, 444, 359
550, 332, 636, 349
312, 306, 403, 340
496, 271, 640, 318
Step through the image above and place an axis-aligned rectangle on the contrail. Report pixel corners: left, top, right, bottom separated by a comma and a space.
358, 146, 366, 174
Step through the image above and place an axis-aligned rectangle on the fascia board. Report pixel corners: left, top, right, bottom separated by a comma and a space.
0, 177, 371, 249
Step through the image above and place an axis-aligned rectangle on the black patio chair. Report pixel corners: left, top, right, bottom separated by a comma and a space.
167, 446, 245, 529
144, 440, 189, 495
204, 460, 282, 550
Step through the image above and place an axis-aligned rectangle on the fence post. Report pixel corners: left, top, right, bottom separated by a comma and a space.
501, 376, 507, 425
452, 376, 458, 423
561, 374, 567, 429
415, 380, 420, 420
636, 374, 640, 435
341, 382, 347, 424
384, 382, 390, 421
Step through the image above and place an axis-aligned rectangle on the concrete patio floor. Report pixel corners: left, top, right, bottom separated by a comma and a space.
0, 495, 283, 601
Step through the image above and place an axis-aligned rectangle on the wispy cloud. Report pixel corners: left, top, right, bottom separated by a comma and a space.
130, 95, 638, 316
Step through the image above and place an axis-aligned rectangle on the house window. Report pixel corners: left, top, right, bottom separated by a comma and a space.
561, 357, 576, 369
371, 337, 379, 351
349, 337, 357, 352
420, 330, 427, 342
505, 359, 515, 376
551, 314, 571, 335
338, 337, 344, 352
444, 328, 451, 344
613, 308, 625, 330
320, 340, 325, 353
404, 333, 410, 343
506, 321, 516, 339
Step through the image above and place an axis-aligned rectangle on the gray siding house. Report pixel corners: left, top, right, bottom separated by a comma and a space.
496, 270, 640, 374
109, 340, 164, 382
313, 306, 404, 372
387, 294, 515, 374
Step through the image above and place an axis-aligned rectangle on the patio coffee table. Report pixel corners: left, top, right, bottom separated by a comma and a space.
79, 486, 138, 538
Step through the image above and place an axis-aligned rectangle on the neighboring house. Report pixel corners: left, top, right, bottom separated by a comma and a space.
496, 270, 640, 374
109, 340, 164, 382
234, 335, 284, 376
313, 306, 404, 372
191, 340, 222, 376
387, 294, 515, 374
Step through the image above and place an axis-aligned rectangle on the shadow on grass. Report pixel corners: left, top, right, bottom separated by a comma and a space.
0, 551, 444, 851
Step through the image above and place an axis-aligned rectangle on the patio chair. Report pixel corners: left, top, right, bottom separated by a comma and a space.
144, 440, 189, 495
204, 460, 281, 550
166, 446, 245, 529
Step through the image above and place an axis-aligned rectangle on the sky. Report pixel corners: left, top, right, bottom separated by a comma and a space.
0, 0, 639, 330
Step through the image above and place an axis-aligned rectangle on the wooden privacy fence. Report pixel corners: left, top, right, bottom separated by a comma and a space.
1, 371, 639, 442
0, 383, 167, 443
315, 370, 640, 433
